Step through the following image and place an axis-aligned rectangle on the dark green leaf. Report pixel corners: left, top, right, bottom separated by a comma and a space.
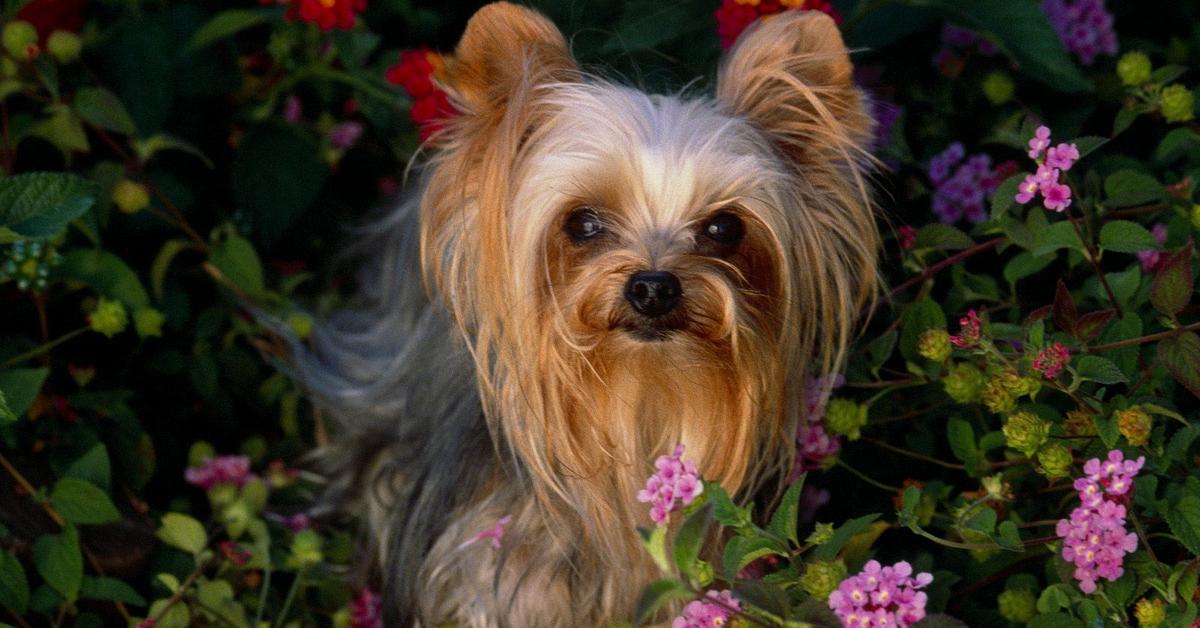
189, 9, 273, 50
1158, 332, 1200, 400
915, 224, 974, 251
1113, 109, 1138, 137
1075, 356, 1128, 385
1004, 251, 1054, 286
209, 233, 265, 299
707, 484, 751, 530
899, 298, 946, 362
1031, 220, 1084, 256
1150, 243, 1193, 318
996, 521, 1023, 552
0, 172, 98, 240
1029, 613, 1084, 628
81, 576, 146, 606
913, 615, 969, 628
946, 419, 979, 469
767, 476, 805, 546
0, 551, 29, 615
50, 478, 121, 526
64, 444, 111, 493
1166, 496, 1200, 556
813, 514, 881, 561
157, 513, 207, 554
0, 368, 49, 419
33, 526, 82, 603
1070, 135, 1108, 159
634, 579, 691, 625
673, 504, 710, 579
1103, 171, 1165, 208
54, 249, 150, 308
732, 581, 790, 622
721, 535, 783, 580
990, 174, 1023, 218
1100, 220, 1161, 253
73, 87, 137, 135
232, 124, 328, 251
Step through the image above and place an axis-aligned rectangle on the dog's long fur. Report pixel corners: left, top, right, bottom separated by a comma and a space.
295, 4, 879, 625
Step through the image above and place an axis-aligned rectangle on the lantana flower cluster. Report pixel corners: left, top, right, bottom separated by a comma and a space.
794, 374, 845, 475
928, 143, 1017, 224
672, 589, 740, 628
349, 589, 384, 628
637, 444, 703, 525
185, 455, 257, 490
1014, 126, 1079, 212
1055, 450, 1145, 594
714, 0, 841, 50
828, 560, 934, 627
1032, 342, 1071, 379
259, 0, 366, 31
1041, 0, 1117, 66
1137, 223, 1169, 272
385, 49, 457, 142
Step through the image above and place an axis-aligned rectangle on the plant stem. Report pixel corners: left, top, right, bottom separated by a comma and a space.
861, 437, 965, 470
1064, 211, 1123, 317
889, 237, 1003, 297
0, 327, 89, 369
272, 569, 307, 628
151, 560, 208, 623
835, 459, 901, 493
1088, 320, 1200, 353
253, 547, 273, 627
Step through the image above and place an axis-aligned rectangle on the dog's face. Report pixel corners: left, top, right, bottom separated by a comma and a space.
420, 2, 878, 500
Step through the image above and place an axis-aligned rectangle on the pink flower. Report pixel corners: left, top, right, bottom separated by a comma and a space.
1042, 181, 1072, 212
1033, 342, 1071, 379
1056, 450, 1144, 594
638, 444, 704, 525
673, 590, 740, 628
459, 515, 513, 550
1046, 143, 1080, 171
1015, 174, 1039, 204
329, 121, 363, 150
793, 375, 845, 476
185, 455, 255, 491
1137, 223, 1168, 272
898, 225, 917, 251
1028, 126, 1052, 159
949, 309, 982, 348
282, 96, 302, 123
829, 560, 933, 626
349, 589, 384, 628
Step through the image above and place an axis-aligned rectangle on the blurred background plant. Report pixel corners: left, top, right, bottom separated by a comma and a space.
0, 0, 1198, 626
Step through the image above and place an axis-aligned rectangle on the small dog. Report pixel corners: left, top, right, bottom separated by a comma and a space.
298, 3, 879, 625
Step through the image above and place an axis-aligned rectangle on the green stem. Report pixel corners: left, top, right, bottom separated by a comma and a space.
307, 66, 404, 105
272, 569, 306, 628
835, 459, 901, 493
0, 326, 89, 369
253, 551, 273, 627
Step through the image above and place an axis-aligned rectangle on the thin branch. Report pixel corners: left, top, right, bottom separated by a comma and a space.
1088, 320, 1200, 353
889, 238, 1003, 298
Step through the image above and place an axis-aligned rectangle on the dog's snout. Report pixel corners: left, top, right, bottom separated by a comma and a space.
624, 271, 682, 318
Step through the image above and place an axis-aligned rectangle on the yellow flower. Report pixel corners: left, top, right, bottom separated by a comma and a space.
112, 179, 151, 214
1117, 407, 1153, 447
134, 307, 166, 338
1161, 84, 1195, 123
46, 31, 82, 64
89, 297, 128, 338
1116, 51, 1152, 87
981, 72, 1015, 104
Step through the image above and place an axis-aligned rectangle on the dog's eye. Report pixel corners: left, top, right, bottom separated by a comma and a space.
701, 212, 744, 246
565, 207, 604, 242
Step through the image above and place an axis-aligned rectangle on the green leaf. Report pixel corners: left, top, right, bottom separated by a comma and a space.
947, 419, 979, 467
0, 172, 99, 240
147, 597, 191, 628
707, 483, 751, 530
1166, 496, 1200, 556
899, 298, 946, 362
209, 233, 265, 298
639, 525, 671, 576
0, 550, 29, 615
914, 614, 969, 628
1113, 109, 1138, 137
1036, 584, 1073, 613
189, 9, 273, 50
635, 579, 692, 624
1029, 613, 1084, 628
1031, 220, 1083, 256
913, 0, 1090, 91
1167, 424, 1200, 464
866, 330, 898, 373
54, 249, 150, 309
28, 104, 90, 157
50, 478, 121, 525
996, 521, 1023, 552
898, 486, 921, 526
232, 124, 328, 251
1150, 64, 1187, 84
721, 535, 784, 580
132, 134, 213, 169
81, 576, 146, 606
1099, 220, 1161, 254
915, 224, 974, 251
1004, 251, 1054, 286
73, 87, 137, 136
1150, 243, 1193, 317
64, 444, 112, 493
0, 388, 12, 423
0, 368, 49, 418
990, 174, 1023, 218
150, 239, 192, 301
673, 504, 710, 580
1070, 135, 1108, 159
1075, 355, 1128, 385
733, 581, 791, 622
1154, 128, 1200, 164
194, 579, 245, 625
157, 513, 208, 555
33, 526, 82, 603
766, 475, 805, 546
1158, 332, 1200, 400
813, 514, 881, 561
1106, 570, 1136, 608
1103, 171, 1165, 208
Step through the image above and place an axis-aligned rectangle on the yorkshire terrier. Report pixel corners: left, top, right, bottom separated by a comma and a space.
297, 2, 879, 625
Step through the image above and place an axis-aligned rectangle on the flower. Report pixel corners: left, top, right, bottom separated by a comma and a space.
2, 20, 40, 60
385, 49, 457, 142
673, 590, 739, 628
1134, 598, 1166, 628
282, 95, 303, 123
185, 454, 255, 490
46, 30, 81, 64
219, 540, 252, 566
350, 589, 384, 628
948, 309, 982, 348
1042, 0, 1117, 66
1117, 51, 1152, 86
1065, 409, 1097, 437
897, 225, 917, 251
943, 362, 985, 404
917, 329, 952, 362
828, 560, 933, 627
794, 375, 844, 474
928, 146, 1009, 224
1014, 126, 1078, 212
824, 398, 868, 441
89, 297, 128, 337
133, 307, 165, 338
1003, 411, 1050, 456
997, 588, 1037, 623
1041, 180, 1073, 212
801, 560, 848, 601
714, 0, 842, 50
328, 121, 363, 150
1137, 223, 1169, 272
637, 444, 704, 525
112, 179, 150, 214
459, 514, 512, 550
1116, 407, 1153, 447
1160, 84, 1195, 123
1056, 450, 1145, 593
286, 0, 365, 31
981, 72, 1014, 105
1028, 126, 1052, 160
1037, 443, 1074, 480
1033, 342, 1071, 379
1045, 143, 1081, 171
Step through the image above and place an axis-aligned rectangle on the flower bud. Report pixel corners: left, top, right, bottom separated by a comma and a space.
88, 297, 128, 338
2, 21, 39, 60
800, 560, 848, 601
943, 362, 985, 404
1002, 410, 1050, 457
46, 30, 82, 64
134, 307, 165, 338
1134, 598, 1166, 628
1037, 443, 1073, 480
1116, 51, 1152, 87
806, 522, 835, 545
112, 179, 151, 214
824, 398, 868, 441
1161, 84, 1195, 123
1064, 409, 1097, 437
997, 588, 1037, 623
981, 71, 1014, 104
982, 379, 1017, 414
287, 311, 314, 339
1117, 406, 1153, 447
917, 328, 952, 362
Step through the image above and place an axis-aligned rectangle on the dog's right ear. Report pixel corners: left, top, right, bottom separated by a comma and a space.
445, 2, 578, 116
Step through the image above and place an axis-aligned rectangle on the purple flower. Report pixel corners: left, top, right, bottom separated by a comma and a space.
637, 444, 704, 525
349, 589, 384, 628
1137, 224, 1169, 272
282, 95, 302, 124
793, 375, 846, 476
928, 144, 1010, 224
1042, 181, 1073, 212
1046, 143, 1081, 171
1028, 126, 1052, 159
828, 560, 933, 626
1015, 174, 1039, 204
185, 455, 255, 490
673, 590, 739, 628
1042, 0, 1117, 65
329, 121, 364, 150
1056, 450, 1145, 594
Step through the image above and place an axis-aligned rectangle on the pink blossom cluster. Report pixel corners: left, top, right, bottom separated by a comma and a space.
1056, 450, 1145, 594
1041, 0, 1117, 66
932, 24, 997, 74
793, 374, 846, 476
637, 444, 703, 525
349, 589, 384, 628
1033, 342, 1071, 379
949, 309, 983, 349
828, 560, 933, 627
1015, 126, 1079, 212
1137, 224, 1169, 272
928, 143, 1017, 224
673, 589, 740, 628
184, 455, 256, 490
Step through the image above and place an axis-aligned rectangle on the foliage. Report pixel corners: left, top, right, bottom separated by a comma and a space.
0, 0, 1198, 626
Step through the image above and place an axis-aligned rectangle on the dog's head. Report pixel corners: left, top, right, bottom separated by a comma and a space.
420, 2, 878, 503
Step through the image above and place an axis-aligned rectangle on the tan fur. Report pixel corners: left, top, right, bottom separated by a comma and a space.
399, 4, 879, 624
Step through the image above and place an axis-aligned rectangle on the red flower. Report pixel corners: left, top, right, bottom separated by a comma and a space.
385, 49, 457, 142
898, 225, 917, 251
949, 309, 983, 348
219, 540, 252, 567
286, 0, 366, 31
16, 0, 86, 42
714, 0, 842, 49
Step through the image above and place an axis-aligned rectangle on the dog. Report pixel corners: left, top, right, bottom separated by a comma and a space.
296, 3, 879, 625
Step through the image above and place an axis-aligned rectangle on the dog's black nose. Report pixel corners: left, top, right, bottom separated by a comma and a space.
625, 271, 682, 318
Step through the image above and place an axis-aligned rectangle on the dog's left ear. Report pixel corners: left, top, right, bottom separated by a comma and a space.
445, 2, 578, 117
717, 12, 871, 164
